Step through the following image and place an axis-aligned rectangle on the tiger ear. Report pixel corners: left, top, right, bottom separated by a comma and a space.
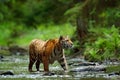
59, 35, 63, 40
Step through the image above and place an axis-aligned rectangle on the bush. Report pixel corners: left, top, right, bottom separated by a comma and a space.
84, 25, 120, 61
0, 22, 27, 46
0, 0, 72, 26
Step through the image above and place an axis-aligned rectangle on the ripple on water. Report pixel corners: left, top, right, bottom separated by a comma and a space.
1, 74, 72, 79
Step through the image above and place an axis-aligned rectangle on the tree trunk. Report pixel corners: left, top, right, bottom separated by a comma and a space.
76, 17, 88, 45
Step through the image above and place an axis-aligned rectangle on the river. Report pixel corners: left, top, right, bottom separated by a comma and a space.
0, 55, 120, 80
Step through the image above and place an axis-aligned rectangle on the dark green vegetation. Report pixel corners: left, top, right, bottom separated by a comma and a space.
84, 26, 120, 61
0, 0, 120, 61
106, 65, 120, 73
80, 77, 108, 80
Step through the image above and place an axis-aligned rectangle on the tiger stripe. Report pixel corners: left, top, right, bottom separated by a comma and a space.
28, 36, 73, 72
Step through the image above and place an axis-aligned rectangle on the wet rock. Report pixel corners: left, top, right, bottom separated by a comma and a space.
68, 58, 85, 65
108, 71, 120, 76
69, 58, 85, 62
43, 72, 55, 76
0, 55, 4, 61
71, 62, 96, 66
70, 66, 106, 72
102, 60, 120, 65
0, 71, 14, 75
8, 45, 27, 55
68, 58, 97, 66
0, 46, 8, 50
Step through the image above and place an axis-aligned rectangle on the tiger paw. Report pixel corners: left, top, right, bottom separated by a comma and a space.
43, 72, 55, 76
64, 70, 69, 73
36, 71, 40, 73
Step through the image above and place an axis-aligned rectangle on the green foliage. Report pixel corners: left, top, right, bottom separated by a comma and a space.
0, 22, 27, 45
64, 3, 81, 23
0, 22, 75, 46
99, 7, 120, 26
84, 26, 120, 61
15, 23, 75, 46
64, 0, 120, 28
0, 0, 73, 26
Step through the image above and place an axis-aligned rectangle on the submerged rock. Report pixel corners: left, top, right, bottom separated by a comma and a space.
43, 72, 55, 76
108, 71, 120, 76
0, 71, 14, 75
0, 55, 4, 61
8, 45, 27, 55
68, 58, 98, 67
70, 62, 96, 66
70, 65, 106, 72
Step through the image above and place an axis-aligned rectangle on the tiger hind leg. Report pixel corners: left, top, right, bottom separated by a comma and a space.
36, 60, 40, 71
28, 59, 36, 72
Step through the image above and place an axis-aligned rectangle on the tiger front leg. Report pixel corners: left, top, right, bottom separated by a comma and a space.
42, 56, 55, 76
58, 57, 68, 72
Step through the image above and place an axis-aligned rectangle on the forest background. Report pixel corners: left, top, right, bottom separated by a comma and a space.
0, 0, 120, 61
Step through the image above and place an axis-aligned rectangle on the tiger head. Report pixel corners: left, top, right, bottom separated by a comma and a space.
59, 36, 73, 49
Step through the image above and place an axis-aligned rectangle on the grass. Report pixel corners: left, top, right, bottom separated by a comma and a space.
80, 77, 108, 80
0, 22, 75, 46
106, 65, 120, 73
15, 23, 75, 46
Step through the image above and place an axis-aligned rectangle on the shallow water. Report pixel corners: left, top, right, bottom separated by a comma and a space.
0, 56, 120, 80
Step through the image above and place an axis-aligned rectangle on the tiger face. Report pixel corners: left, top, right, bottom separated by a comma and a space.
59, 36, 73, 49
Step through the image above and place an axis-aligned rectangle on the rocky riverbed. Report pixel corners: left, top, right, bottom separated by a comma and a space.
0, 55, 120, 80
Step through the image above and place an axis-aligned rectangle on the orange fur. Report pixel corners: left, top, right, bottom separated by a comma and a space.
28, 36, 73, 72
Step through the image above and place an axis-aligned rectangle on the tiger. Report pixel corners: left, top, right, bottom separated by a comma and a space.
28, 36, 73, 73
